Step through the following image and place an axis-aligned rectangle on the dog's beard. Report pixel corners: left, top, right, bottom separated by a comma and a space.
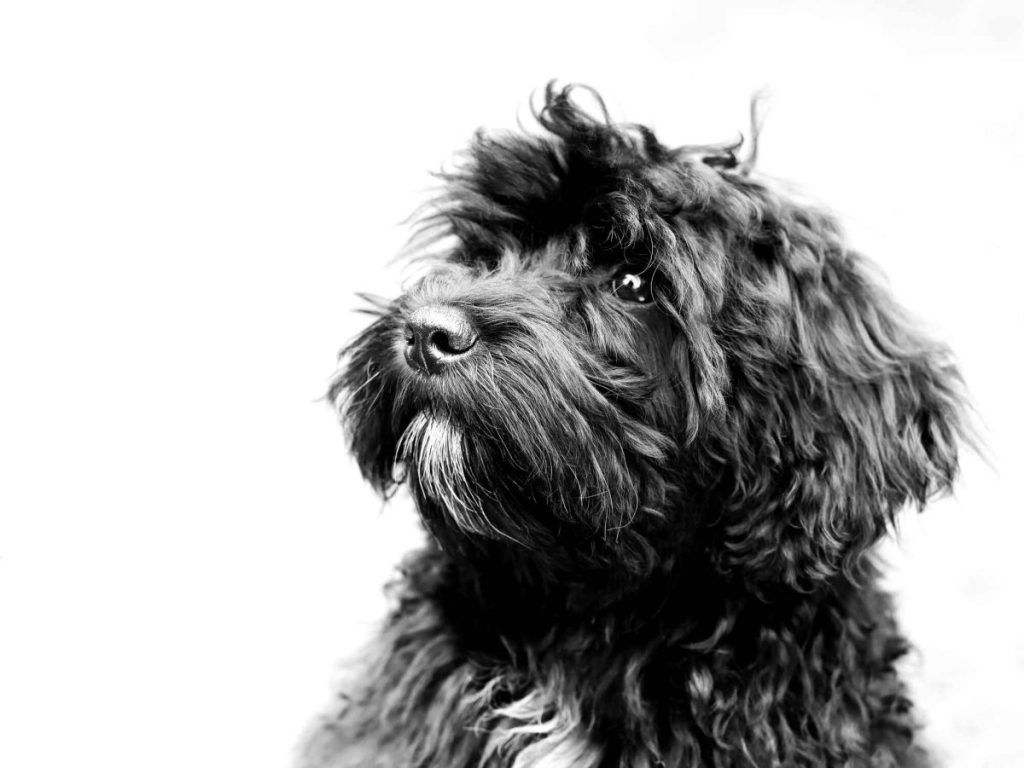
390, 380, 661, 550
395, 411, 510, 543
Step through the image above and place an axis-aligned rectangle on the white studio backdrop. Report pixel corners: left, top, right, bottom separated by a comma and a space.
1, 1, 1021, 766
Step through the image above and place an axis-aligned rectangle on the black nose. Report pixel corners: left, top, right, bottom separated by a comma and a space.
404, 305, 479, 374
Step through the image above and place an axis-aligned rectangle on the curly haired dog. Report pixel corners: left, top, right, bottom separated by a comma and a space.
305, 85, 966, 767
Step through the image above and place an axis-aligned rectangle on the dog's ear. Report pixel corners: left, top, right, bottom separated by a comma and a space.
684, 195, 968, 592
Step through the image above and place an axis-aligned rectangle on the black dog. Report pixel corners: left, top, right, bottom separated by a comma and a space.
305, 85, 966, 767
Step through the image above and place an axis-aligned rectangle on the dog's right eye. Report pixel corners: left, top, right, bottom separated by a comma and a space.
609, 270, 653, 304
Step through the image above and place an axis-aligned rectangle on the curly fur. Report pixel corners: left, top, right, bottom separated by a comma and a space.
304, 84, 966, 767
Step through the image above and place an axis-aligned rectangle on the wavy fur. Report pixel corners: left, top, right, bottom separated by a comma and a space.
306, 84, 966, 767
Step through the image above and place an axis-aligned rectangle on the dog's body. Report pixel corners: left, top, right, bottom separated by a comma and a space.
305, 86, 965, 767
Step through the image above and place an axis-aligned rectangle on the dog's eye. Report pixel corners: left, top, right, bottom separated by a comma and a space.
609, 270, 653, 303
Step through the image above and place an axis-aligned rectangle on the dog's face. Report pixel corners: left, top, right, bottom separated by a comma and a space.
333, 85, 965, 591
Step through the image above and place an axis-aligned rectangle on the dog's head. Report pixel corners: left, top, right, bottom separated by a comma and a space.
332, 85, 966, 592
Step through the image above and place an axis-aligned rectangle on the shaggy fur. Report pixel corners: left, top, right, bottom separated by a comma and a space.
304, 85, 966, 767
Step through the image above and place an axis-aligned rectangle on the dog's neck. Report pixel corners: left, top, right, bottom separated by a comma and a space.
425, 536, 851, 656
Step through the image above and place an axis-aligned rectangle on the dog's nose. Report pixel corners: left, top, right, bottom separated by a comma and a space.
404, 305, 479, 374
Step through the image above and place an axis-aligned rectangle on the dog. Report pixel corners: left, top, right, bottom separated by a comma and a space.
304, 84, 967, 767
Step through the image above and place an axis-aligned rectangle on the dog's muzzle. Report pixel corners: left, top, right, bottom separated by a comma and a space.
404, 305, 479, 375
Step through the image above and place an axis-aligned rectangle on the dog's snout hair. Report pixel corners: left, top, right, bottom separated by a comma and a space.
308, 84, 969, 768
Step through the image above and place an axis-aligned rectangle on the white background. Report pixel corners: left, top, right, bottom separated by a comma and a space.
1, 1, 1022, 766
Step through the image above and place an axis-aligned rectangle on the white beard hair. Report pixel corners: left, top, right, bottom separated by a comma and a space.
397, 411, 520, 543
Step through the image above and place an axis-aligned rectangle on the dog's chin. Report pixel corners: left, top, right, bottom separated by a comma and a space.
397, 411, 505, 541
397, 411, 465, 500
397, 409, 571, 550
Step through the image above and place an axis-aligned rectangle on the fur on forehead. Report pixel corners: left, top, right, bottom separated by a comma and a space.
415, 82, 783, 275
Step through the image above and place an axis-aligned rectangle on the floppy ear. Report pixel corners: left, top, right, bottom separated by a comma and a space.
693, 199, 968, 591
